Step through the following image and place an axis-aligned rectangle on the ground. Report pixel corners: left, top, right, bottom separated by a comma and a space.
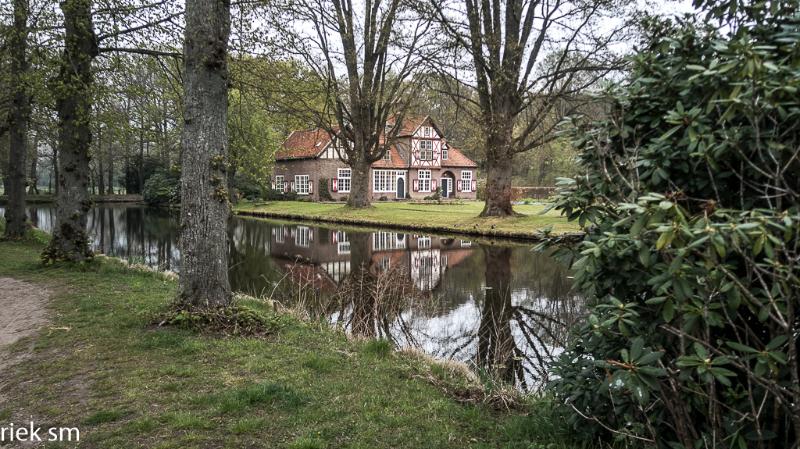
0, 231, 579, 449
234, 201, 578, 240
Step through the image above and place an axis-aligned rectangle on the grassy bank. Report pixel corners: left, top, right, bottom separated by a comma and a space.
234, 201, 579, 240
0, 194, 144, 204
0, 233, 580, 448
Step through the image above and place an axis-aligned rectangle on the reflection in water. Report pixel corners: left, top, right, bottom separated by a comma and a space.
13, 205, 583, 390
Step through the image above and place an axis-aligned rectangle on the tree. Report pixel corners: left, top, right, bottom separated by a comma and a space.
549, 2, 800, 446
178, 0, 232, 308
3, 0, 31, 239
430, 0, 627, 216
42, 0, 97, 262
272, 0, 428, 208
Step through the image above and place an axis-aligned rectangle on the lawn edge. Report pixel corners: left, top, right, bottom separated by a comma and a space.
234, 208, 585, 243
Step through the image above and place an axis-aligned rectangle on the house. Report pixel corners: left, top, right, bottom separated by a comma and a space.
271, 116, 478, 201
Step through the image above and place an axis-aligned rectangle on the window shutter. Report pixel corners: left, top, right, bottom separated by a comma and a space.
290, 181, 295, 192
309, 180, 314, 194
431, 179, 438, 191
457, 179, 462, 192
412, 179, 419, 192
471, 180, 476, 192
332, 178, 338, 192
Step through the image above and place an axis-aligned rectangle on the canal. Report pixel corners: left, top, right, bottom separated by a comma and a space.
12, 205, 582, 391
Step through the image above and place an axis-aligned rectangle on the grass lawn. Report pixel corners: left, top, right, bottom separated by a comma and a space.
0, 231, 581, 448
235, 201, 579, 239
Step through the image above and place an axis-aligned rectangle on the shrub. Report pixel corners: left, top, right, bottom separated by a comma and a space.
548, 5, 800, 449
232, 173, 264, 201
318, 177, 334, 201
423, 188, 442, 202
142, 171, 180, 206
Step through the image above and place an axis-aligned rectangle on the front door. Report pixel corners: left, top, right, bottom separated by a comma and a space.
397, 177, 405, 199
440, 178, 450, 198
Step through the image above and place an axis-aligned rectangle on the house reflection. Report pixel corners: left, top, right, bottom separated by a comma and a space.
267, 224, 476, 295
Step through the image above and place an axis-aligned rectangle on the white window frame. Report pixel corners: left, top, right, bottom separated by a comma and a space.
274, 175, 284, 191
423, 126, 431, 137
295, 175, 310, 195
373, 169, 397, 193
295, 226, 310, 247
418, 170, 431, 192
419, 140, 433, 161
417, 236, 431, 249
442, 148, 448, 160
337, 168, 351, 193
384, 150, 392, 160
461, 170, 473, 192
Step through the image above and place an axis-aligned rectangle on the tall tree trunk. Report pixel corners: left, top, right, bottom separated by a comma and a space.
106, 141, 114, 194
3, 0, 31, 239
480, 111, 517, 217
179, 0, 232, 308
28, 132, 39, 194
97, 125, 105, 195
138, 123, 144, 192
51, 146, 58, 194
347, 157, 372, 208
42, 0, 97, 262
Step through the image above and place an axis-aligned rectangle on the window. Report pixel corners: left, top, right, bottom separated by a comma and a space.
419, 140, 433, 161
384, 150, 392, 160
274, 225, 286, 243
295, 226, 310, 247
461, 171, 473, 192
274, 175, 284, 191
418, 170, 431, 192
442, 148, 448, 160
373, 232, 406, 250
295, 175, 310, 195
417, 236, 431, 249
424, 126, 431, 137
337, 168, 351, 193
373, 170, 397, 193
336, 231, 350, 254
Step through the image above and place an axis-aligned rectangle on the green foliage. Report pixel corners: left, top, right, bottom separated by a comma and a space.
142, 170, 180, 206
318, 177, 334, 201
549, 4, 800, 448
232, 173, 264, 201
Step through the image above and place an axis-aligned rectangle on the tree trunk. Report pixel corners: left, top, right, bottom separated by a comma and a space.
3, 0, 31, 239
178, 0, 232, 308
51, 146, 58, 194
97, 125, 105, 195
480, 117, 516, 217
42, 0, 97, 262
28, 132, 39, 194
106, 141, 114, 194
480, 154, 515, 217
347, 158, 372, 208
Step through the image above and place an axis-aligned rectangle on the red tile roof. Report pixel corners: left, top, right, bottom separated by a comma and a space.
276, 129, 333, 160
371, 146, 408, 168
386, 114, 429, 136
441, 147, 477, 168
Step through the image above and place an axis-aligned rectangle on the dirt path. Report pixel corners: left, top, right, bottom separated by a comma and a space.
0, 277, 49, 373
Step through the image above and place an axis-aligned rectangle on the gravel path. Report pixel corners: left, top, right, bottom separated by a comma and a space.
0, 277, 49, 373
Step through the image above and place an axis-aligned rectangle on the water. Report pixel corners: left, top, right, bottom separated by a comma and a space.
11, 205, 583, 391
